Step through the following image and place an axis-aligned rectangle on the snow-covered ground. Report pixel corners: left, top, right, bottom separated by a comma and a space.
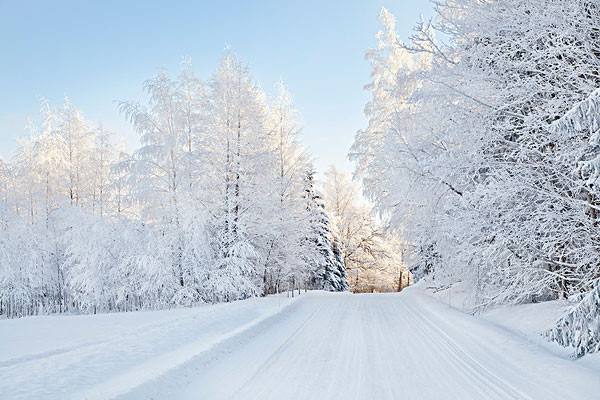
1, 289, 599, 400
0, 294, 296, 400
422, 281, 600, 369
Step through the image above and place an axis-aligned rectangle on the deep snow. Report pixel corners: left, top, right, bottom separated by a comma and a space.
0, 294, 296, 399
1, 289, 599, 400
423, 280, 600, 368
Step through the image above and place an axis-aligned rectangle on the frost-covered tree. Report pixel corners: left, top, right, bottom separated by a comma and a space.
257, 82, 318, 295
545, 279, 600, 358
200, 54, 274, 301
542, 88, 600, 356
353, 0, 600, 325
119, 67, 203, 304
0, 52, 351, 317
322, 166, 407, 292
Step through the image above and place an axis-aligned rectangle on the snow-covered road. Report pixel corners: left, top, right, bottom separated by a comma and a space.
2, 290, 599, 400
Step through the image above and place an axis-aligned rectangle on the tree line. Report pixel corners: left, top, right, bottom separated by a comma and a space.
0, 54, 348, 317
352, 1, 600, 356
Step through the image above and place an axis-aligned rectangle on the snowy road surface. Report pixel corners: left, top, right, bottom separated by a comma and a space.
1, 290, 599, 400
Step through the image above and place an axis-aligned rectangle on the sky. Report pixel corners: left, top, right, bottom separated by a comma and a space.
0, 0, 433, 174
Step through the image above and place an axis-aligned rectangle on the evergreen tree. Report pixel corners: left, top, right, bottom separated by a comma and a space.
328, 240, 349, 292
302, 169, 348, 292
543, 88, 600, 357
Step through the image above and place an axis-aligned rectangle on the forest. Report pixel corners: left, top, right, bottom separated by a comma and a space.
1, 1, 600, 399
0, 54, 410, 319
352, 0, 600, 356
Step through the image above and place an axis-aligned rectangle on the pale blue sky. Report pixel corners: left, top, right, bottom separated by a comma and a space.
0, 0, 432, 172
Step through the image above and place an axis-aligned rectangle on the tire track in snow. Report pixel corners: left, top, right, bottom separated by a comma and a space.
1, 304, 244, 369
400, 298, 532, 399
0, 340, 107, 368
226, 302, 323, 399
11, 291, 598, 400
112, 292, 600, 400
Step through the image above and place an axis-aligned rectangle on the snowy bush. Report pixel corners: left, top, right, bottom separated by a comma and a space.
545, 279, 600, 358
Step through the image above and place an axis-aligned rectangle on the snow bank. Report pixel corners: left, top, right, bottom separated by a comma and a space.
0, 294, 298, 400
418, 283, 600, 371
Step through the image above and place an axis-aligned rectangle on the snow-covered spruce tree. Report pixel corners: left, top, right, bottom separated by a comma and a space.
329, 240, 349, 292
545, 279, 600, 358
543, 89, 600, 356
302, 168, 348, 292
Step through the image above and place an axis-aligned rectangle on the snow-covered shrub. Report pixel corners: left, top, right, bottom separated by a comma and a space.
545, 279, 600, 358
